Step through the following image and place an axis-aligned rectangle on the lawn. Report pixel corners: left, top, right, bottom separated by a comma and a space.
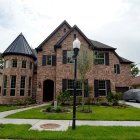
7, 105, 140, 120
0, 105, 20, 112
0, 124, 140, 140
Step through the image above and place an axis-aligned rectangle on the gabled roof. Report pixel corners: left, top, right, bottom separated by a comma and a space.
90, 39, 116, 50
55, 25, 93, 48
3, 33, 36, 60
114, 52, 133, 64
36, 20, 71, 51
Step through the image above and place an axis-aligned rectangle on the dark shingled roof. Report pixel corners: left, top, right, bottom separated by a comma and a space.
90, 39, 116, 50
3, 33, 36, 60
36, 20, 71, 51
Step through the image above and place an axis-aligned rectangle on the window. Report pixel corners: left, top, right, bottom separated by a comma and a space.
20, 76, 26, 96
30, 62, 33, 70
95, 52, 105, 64
67, 51, 74, 63
74, 34, 76, 39
67, 80, 81, 90
4, 60, 10, 68
28, 77, 32, 96
3, 75, 7, 96
12, 59, 17, 67
98, 80, 107, 96
114, 64, 120, 74
47, 56, 52, 65
22, 60, 26, 68
42, 55, 47, 66
10, 76, 16, 96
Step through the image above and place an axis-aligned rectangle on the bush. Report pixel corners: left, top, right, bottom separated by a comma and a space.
55, 106, 62, 112
107, 92, 122, 106
46, 106, 53, 112
57, 90, 70, 105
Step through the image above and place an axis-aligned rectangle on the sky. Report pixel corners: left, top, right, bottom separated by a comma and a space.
0, 0, 140, 67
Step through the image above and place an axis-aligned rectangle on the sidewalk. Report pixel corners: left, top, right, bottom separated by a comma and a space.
0, 102, 140, 131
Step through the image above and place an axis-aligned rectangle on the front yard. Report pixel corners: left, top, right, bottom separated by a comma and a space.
0, 124, 140, 140
0, 105, 20, 112
7, 105, 140, 121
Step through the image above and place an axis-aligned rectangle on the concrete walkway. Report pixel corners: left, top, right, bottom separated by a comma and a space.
125, 102, 140, 108
0, 103, 49, 119
0, 118, 140, 131
0, 102, 140, 131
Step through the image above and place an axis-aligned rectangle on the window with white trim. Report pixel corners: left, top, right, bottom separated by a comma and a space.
28, 77, 32, 96
98, 80, 107, 96
22, 60, 26, 68
10, 76, 16, 96
47, 56, 52, 65
3, 75, 7, 96
67, 51, 74, 63
95, 52, 105, 64
12, 59, 17, 67
20, 76, 26, 96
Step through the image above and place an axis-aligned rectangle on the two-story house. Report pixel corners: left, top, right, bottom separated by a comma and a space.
0, 20, 132, 104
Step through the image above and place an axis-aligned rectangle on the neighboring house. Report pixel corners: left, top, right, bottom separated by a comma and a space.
132, 76, 140, 89
0, 20, 132, 104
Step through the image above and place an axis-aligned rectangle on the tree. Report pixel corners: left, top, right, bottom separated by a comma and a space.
77, 46, 93, 109
131, 63, 140, 77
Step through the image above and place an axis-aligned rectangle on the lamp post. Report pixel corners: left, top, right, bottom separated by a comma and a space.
72, 38, 81, 130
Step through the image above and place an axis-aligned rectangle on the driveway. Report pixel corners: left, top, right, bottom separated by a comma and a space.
125, 101, 140, 108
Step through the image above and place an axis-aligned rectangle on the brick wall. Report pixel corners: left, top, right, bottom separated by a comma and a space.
0, 55, 34, 104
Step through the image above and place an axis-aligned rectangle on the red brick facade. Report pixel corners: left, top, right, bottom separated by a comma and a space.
0, 21, 132, 104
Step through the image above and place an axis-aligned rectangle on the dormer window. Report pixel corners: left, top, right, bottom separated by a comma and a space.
12, 59, 17, 67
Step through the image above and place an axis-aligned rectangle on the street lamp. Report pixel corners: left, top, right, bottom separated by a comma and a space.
72, 38, 81, 130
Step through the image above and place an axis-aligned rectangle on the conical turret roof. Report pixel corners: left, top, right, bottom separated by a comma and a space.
3, 33, 36, 60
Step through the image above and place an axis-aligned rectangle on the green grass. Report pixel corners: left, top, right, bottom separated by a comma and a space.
0, 105, 21, 112
7, 105, 140, 120
0, 124, 140, 140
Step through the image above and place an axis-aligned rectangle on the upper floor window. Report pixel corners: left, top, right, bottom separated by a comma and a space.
94, 52, 109, 65
95, 52, 105, 64
12, 59, 17, 67
114, 64, 120, 74
42, 55, 56, 66
4, 60, 10, 68
63, 50, 74, 64
47, 55, 52, 65
30, 62, 33, 69
22, 60, 26, 68
10, 75, 16, 96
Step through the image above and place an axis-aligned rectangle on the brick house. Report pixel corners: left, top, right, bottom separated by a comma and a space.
0, 20, 132, 104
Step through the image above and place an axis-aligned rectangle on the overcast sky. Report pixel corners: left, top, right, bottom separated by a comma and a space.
0, 0, 140, 66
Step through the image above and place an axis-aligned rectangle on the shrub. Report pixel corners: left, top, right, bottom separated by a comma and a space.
46, 106, 53, 112
55, 106, 62, 112
57, 90, 70, 105
107, 92, 122, 106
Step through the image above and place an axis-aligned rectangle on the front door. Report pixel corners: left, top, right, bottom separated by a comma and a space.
43, 80, 54, 102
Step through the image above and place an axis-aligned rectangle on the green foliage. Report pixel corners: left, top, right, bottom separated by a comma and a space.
0, 124, 140, 140
45, 106, 63, 113
57, 90, 70, 105
107, 92, 122, 106
131, 63, 140, 77
15, 98, 35, 106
